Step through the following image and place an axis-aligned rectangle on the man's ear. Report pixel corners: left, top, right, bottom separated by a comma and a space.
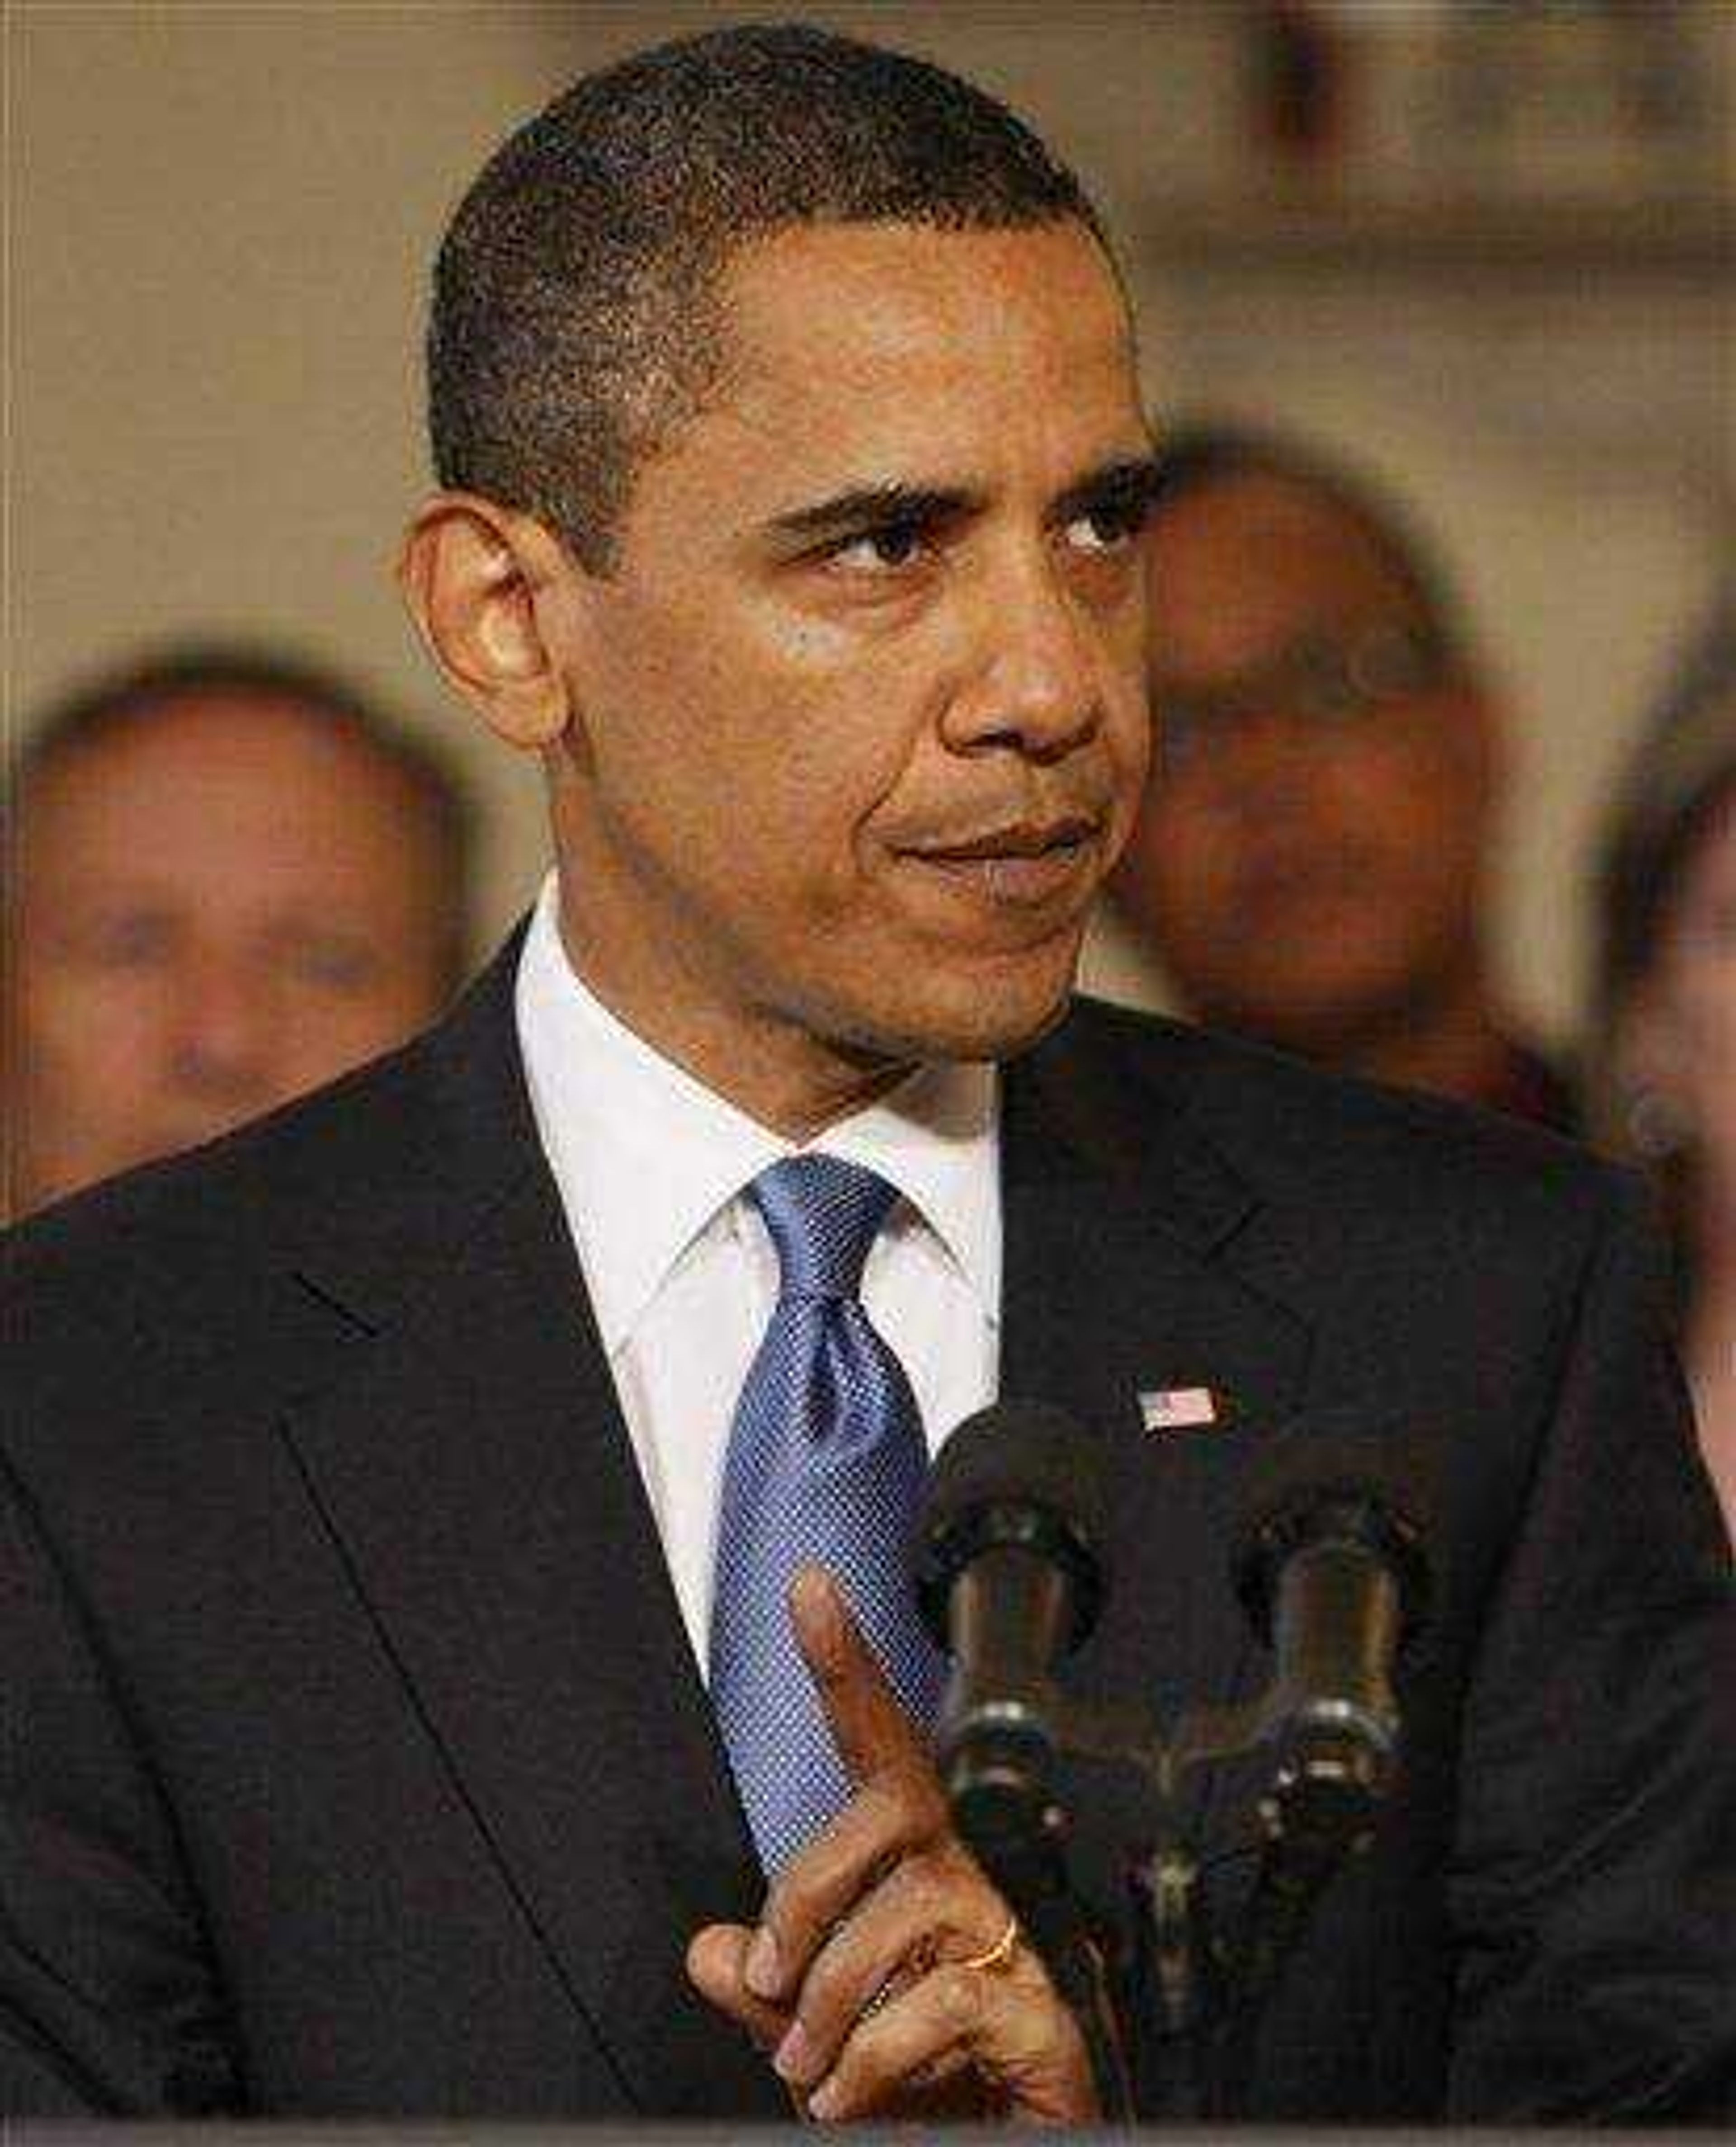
397, 492, 578, 750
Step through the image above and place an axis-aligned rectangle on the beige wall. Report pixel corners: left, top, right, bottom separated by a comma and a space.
10, 3, 1733, 1040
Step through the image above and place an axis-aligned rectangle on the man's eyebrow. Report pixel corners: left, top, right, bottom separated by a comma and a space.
761, 482, 983, 546
1049, 454, 1164, 528
760, 456, 1161, 548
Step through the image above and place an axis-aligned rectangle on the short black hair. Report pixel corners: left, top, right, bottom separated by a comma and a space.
428, 20, 1107, 573
1149, 421, 1469, 655
9, 643, 477, 991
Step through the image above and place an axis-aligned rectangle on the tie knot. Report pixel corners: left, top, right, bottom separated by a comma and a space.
750, 1155, 898, 1302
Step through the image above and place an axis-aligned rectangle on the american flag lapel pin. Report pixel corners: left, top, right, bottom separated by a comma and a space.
1137, 1384, 1229, 1435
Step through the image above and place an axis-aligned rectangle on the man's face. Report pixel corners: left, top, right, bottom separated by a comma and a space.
541, 220, 1153, 1100
6, 694, 451, 1214
1111, 473, 1496, 1056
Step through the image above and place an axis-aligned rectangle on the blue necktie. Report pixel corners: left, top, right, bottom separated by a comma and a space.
709, 1154, 944, 1874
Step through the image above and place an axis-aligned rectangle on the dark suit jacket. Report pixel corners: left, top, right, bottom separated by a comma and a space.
3, 940, 1731, 2120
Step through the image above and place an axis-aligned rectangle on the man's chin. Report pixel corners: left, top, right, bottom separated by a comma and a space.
828, 962, 1080, 1070
938, 986, 1075, 1066
1204, 955, 1435, 1061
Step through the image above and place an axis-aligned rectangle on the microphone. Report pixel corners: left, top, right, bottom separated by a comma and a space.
1220, 1417, 1434, 2028
915, 1404, 1137, 2123
914, 1401, 1110, 1868
1231, 1416, 1433, 1799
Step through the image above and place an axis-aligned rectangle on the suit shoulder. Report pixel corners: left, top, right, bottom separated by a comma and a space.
6, 1028, 438, 1301
1057, 993, 1643, 1248
0, 1002, 527, 1475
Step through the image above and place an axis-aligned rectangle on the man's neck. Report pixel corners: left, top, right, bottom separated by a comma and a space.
1353, 988, 1523, 1106
1282, 953, 1524, 1107
553, 885, 913, 1143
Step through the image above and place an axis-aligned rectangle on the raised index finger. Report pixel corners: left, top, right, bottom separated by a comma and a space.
789, 1563, 939, 1798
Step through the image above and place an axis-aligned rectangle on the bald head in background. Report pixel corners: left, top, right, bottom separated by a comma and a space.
4, 654, 474, 1217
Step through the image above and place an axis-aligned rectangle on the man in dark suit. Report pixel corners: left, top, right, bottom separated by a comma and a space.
3, 22, 1731, 2124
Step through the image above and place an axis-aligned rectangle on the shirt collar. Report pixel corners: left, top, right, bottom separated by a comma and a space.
514, 873, 1000, 1352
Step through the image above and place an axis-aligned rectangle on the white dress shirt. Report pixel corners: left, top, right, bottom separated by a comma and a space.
514, 874, 1001, 1675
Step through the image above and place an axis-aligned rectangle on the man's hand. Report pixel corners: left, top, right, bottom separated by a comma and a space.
687, 1565, 1096, 2125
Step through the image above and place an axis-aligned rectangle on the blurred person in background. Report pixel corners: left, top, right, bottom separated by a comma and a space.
1110, 423, 1577, 1132
3, 647, 475, 1218
1594, 663, 1736, 1540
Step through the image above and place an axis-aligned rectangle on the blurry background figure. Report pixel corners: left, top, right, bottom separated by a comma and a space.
3, 648, 475, 1220
1593, 622, 1736, 1538
1110, 423, 1578, 1133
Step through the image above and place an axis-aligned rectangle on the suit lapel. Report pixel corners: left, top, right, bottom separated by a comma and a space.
278, 948, 781, 2117
999, 1014, 1316, 1845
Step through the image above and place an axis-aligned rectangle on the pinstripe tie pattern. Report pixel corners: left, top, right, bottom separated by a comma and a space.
709, 1155, 943, 1874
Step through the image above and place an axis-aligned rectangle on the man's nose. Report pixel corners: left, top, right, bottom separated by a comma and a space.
168, 951, 278, 1100
941, 553, 1102, 762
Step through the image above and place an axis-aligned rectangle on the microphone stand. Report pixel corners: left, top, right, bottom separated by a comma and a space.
1127, 1830, 1213, 2119
947, 1661, 1402, 2119
943, 1759, 1139, 2123
925, 1422, 1427, 2118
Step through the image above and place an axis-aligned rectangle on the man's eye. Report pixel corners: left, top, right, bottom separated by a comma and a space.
1062, 503, 1147, 556
826, 522, 929, 575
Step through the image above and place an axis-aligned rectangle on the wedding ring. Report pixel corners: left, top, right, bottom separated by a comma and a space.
958, 1914, 1020, 1974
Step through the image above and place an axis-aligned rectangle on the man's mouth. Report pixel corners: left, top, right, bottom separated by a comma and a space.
896, 815, 1102, 906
